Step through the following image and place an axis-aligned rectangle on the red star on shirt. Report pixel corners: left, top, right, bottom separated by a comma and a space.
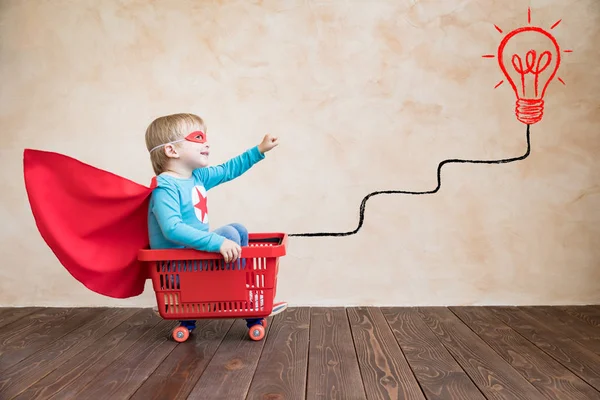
194, 187, 208, 222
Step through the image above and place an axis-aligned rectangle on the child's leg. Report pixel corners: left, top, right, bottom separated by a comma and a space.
213, 223, 248, 267
226, 223, 248, 269
226, 223, 248, 246
230, 223, 249, 269
212, 225, 241, 245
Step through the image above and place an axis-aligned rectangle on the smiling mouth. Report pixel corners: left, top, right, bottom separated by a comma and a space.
200, 151, 209, 156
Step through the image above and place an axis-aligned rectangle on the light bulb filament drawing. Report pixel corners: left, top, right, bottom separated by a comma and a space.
511, 49, 552, 98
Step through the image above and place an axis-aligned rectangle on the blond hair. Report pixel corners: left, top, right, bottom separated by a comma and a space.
145, 113, 206, 175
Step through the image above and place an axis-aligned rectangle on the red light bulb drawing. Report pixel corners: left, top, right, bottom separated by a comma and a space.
498, 27, 560, 124
483, 8, 571, 124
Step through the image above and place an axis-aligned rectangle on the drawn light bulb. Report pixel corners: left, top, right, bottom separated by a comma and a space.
484, 8, 570, 125
497, 26, 561, 124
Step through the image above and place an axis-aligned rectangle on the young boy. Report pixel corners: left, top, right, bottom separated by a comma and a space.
145, 113, 286, 316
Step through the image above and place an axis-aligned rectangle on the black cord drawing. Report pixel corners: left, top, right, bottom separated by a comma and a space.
289, 124, 531, 237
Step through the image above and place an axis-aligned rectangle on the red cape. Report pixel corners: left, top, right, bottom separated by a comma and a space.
23, 149, 156, 298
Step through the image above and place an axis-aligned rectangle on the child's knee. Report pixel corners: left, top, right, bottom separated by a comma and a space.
228, 223, 248, 242
219, 226, 241, 244
228, 223, 247, 235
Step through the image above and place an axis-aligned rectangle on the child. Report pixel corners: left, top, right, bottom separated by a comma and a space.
145, 113, 286, 316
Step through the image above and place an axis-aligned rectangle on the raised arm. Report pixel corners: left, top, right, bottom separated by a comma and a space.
195, 145, 265, 190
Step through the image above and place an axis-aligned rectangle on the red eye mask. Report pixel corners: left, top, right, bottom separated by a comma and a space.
184, 131, 206, 143
149, 131, 207, 152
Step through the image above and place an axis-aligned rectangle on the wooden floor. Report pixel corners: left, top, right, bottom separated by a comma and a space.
1, 306, 600, 399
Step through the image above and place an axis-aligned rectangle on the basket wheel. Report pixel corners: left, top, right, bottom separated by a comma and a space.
260, 319, 267, 328
249, 324, 265, 341
173, 326, 190, 343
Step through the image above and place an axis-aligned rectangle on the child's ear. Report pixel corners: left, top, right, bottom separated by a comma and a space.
164, 144, 179, 159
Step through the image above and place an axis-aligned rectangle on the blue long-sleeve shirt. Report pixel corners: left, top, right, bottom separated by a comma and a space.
148, 146, 265, 252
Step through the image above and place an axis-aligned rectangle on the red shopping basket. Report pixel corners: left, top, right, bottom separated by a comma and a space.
138, 233, 287, 341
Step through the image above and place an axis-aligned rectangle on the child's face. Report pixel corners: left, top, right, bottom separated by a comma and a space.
177, 136, 210, 169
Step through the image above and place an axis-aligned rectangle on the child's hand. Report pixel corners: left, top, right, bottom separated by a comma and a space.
220, 239, 241, 263
258, 134, 279, 154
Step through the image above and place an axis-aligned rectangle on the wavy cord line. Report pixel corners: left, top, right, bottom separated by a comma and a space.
289, 124, 531, 237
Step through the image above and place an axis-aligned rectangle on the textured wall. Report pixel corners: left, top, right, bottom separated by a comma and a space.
1, 0, 599, 306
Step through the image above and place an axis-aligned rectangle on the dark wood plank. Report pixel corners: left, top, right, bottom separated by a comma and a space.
0, 307, 136, 399
417, 307, 544, 400
306, 307, 366, 400
62, 318, 177, 399
0, 307, 97, 374
522, 306, 600, 354
187, 318, 272, 399
0, 307, 74, 344
558, 306, 600, 328
246, 308, 311, 400
491, 306, 600, 392
451, 306, 600, 400
129, 317, 235, 400
0, 308, 43, 330
347, 307, 425, 399
533, 307, 600, 338
12, 309, 162, 400
382, 307, 486, 400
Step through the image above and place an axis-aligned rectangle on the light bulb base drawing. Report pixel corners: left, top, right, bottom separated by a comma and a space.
515, 98, 544, 124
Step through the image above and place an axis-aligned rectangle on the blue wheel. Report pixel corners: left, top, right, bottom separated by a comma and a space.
245, 318, 263, 328
245, 318, 267, 330
180, 320, 197, 332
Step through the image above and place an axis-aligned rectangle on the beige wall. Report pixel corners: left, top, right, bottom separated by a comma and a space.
1, 0, 599, 307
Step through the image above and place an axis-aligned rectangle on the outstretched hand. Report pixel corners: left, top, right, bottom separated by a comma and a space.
258, 134, 279, 154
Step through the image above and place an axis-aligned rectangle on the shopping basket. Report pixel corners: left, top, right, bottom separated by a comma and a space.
138, 233, 287, 342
